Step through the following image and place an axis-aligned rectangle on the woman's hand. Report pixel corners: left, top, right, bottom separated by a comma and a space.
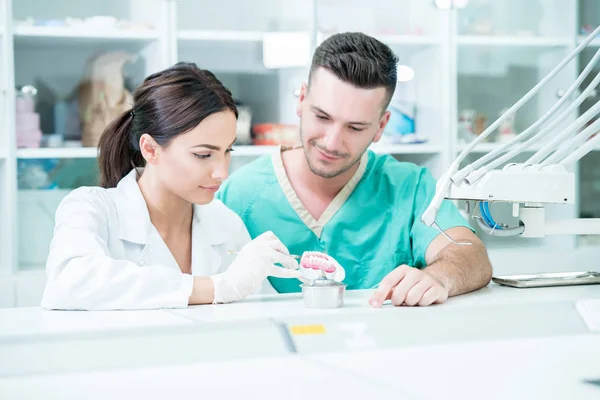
211, 231, 302, 303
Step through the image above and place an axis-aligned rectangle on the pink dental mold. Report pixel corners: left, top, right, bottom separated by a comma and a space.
300, 251, 340, 274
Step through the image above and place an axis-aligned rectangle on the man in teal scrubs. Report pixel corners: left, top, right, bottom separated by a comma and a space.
218, 32, 492, 307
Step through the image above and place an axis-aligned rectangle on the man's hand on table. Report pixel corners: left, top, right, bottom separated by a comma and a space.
369, 265, 449, 308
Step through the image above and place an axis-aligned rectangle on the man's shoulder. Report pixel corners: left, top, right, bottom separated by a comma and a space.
366, 150, 426, 186
222, 155, 276, 190
217, 154, 278, 214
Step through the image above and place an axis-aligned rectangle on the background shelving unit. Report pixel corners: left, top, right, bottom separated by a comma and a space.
577, 0, 600, 243
457, 35, 572, 47
0, 0, 599, 308
16, 147, 98, 159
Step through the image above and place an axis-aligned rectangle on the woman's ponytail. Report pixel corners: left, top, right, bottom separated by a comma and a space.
97, 109, 145, 188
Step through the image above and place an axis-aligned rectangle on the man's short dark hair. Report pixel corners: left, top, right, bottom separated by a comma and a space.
308, 32, 399, 110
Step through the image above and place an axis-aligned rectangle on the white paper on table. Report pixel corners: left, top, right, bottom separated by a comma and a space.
576, 299, 600, 332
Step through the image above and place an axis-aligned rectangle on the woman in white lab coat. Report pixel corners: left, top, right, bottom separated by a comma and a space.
41, 62, 301, 311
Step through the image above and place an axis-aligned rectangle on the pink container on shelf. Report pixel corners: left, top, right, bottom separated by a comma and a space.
16, 112, 40, 131
15, 85, 42, 148
15, 96, 35, 113
16, 129, 42, 148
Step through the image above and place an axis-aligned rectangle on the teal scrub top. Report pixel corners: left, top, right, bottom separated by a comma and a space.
217, 148, 472, 293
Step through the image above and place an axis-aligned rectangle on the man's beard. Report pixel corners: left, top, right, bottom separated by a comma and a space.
299, 122, 364, 179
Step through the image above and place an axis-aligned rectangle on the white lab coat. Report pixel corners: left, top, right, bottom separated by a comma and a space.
41, 169, 266, 311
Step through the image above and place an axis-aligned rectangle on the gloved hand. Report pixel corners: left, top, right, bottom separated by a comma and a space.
211, 231, 302, 303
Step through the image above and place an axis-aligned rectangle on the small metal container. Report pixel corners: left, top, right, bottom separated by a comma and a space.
301, 278, 347, 309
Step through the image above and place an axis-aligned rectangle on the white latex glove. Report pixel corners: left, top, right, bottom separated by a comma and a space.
211, 231, 302, 303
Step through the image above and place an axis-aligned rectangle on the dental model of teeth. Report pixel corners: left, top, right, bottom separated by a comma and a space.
299, 251, 346, 282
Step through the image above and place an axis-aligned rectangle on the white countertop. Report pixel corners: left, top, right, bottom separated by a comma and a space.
166, 284, 600, 323
310, 334, 600, 400
1, 284, 597, 338
0, 307, 193, 338
1, 284, 599, 399
1, 334, 598, 399
0, 353, 416, 399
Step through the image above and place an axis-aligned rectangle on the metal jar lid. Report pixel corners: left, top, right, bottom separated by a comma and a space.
303, 277, 345, 287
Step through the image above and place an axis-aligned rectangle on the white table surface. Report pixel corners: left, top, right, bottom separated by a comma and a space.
0, 354, 414, 400
1, 334, 598, 400
162, 285, 598, 353
1, 285, 598, 335
0, 285, 597, 350
310, 334, 600, 400
0, 307, 193, 338
167, 284, 600, 322
1, 284, 599, 399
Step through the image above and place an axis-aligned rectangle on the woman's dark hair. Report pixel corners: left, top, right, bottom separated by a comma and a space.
97, 62, 238, 188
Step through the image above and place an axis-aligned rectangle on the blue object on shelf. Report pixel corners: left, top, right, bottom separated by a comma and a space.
33, 19, 67, 27
383, 101, 427, 144
17, 159, 59, 190
387, 102, 416, 135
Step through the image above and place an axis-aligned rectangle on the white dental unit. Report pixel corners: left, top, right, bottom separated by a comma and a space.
421, 26, 600, 242
3, 24, 600, 400
420, 23, 600, 289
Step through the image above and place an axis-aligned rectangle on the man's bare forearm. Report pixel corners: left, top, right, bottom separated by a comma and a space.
424, 238, 492, 297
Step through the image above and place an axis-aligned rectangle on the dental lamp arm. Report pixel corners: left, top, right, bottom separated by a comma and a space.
420, 166, 456, 228
543, 116, 600, 165
560, 130, 600, 166
528, 98, 600, 164
475, 63, 600, 178
451, 24, 600, 185
421, 24, 600, 232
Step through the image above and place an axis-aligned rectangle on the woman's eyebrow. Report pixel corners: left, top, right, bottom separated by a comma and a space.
191, 138, 236, 150
191, 144, 221, 150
